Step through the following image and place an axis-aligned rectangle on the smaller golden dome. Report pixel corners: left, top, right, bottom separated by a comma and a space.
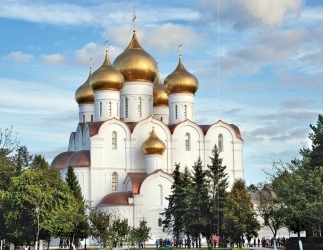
141, 127, 166, 155
163, 57, 199, 94
153, 73, 169, 107
75, 69, 94, 104
90, 52, 124, 91
113, 32, 158, 83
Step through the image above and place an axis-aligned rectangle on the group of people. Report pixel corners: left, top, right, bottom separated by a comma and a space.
260, 236, 286, 247
155, 238, 196, 248
59, 239, 70, 248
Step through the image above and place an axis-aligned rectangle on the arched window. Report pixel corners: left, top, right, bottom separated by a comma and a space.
82, 114, 85, 123
184, 105, 187, 119
99, 102, 102, 117
138, 97, 142, 117
218, 134, 223, 152
160, 117, 163, 122
175, 105, 178, 119
112, 172, 118, 191
112, 131, 117, 150
125, 98, 129, 118
157, 185, 163, 206
185, 133, 190, 151
109, 102, 112, 116
91, 115, 93, 122
158, 218, 162, 227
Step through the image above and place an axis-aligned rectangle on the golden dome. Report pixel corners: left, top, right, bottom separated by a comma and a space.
113, 32, 158, 83
90, 52, 124, 91
153, 73, 169, 107
75, 70, 94, 104
141, 127, 166, 155
163, 57, 199, 94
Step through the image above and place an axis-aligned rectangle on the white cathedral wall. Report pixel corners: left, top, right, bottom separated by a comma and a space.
79, 104, 94, 123
153, 106, 169, 124
168, 93, 194, 124
94, 91, 120, 122
171, 122, 204, 171
135, 172, 173, 243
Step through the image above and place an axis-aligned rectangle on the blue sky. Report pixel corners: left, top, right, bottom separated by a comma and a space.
0, 0, 322, 184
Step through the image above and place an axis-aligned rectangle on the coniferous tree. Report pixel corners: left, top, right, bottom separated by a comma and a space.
206, 144, 229, 239
308, 114, 323, 168
65, 166, 89, 246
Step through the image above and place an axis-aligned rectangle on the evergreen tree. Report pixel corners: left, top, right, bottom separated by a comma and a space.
206, 144, 229, 238
308, 114, 323, 168
65, 166, 89, 246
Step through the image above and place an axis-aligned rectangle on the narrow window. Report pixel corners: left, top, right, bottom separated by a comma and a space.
91, 115, 93, 122
82, 114, 85, 123
175, 105, 178, 119
125, 98, 129, 118
112, 172, 118, 191
160, 117, 163, 122
218, 134, 223, 152
157, 185, 163, 205
138, 97, 142, 117
158, 218, 162, 227
184, 105, 187, 119
99, 102, 102, 117
185, 133, 190, 151
109, 102, 112, 116
112, 131, 117, 150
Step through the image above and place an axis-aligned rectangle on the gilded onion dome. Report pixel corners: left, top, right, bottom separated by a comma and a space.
90, 52, 124, 91
75, 69, 94, 104
113, 32, 158, 82
163, 57, 199, 94
153, 73, 169, 106
141, 127, 166, 155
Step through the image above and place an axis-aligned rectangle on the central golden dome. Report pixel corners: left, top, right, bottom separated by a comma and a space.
75, 69, 94, 104
153, 73, 169, 107
113, 32, 158, 83
141, 127, 166, 155
164, 57, 199, 94
90, 52, 124, 91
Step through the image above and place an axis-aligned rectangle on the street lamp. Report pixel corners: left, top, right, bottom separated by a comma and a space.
35, 206, 40, 250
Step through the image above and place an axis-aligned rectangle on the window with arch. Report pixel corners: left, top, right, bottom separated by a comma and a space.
138, 97, 142, 117
108, 102, 112, 116
158, 218, 162, 227
82, 114, 85, 123
112, 131, 117, 150
91, 115, 93, 122
125, 98, 129, 118
218, 134, 223, 152
160, 117, 163, 122
99, 102, 103, 117
112, 172, 118, 191
185, 133, 190, 151
157, 185, 163, 206
175, 105, 178, 119
184, 105, 187, 119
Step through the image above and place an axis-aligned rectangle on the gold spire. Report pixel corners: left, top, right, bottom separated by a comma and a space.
132, 10, 136, 33
153, 62, 169, 106
113, 20, 157, 82
75, 63, 94, 104
89, 46, 124, 91
163, 44, 199, 94
141, 127, 166, 155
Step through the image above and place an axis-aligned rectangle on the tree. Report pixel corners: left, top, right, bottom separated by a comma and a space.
162, 164, 191, 243
308, 114, 323, 168
65, 166, 89, 246
12, 146, 32, 175
88, 208, 114, 248
0, 126, 19, 158
186, 157, 212, 249
222, 178, 260, 248
112, 217, 130, 248
131, 220, 151, 247
206, 144, 229, 240
3, 168, 80, 247
256, 184, 286, 250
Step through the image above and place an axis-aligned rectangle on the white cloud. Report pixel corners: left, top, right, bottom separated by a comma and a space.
3, 51, 33, 64
42, 54, 65, 64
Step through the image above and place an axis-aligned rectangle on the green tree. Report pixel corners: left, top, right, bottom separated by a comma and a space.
308, 114, 323, 168
12, 145, 33, 175
131, 220, 151, 247
222, 178, 259, 247
162, 164, 191, 243
112, 217, 130, 248
206, 144, 229, 240
65, 166, 89, 246
88, 208, 114, 248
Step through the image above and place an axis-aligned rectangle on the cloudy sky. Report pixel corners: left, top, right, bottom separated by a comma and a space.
0, 0, 322, 184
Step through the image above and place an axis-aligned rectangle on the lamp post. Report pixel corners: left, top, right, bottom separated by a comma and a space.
35, 206, 40, 250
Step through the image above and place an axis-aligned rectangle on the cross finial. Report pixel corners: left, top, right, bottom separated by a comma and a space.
132, 10, 136, 33
105, 38, 109, 53
89, 57, 92, 70
179, 40, 182, 58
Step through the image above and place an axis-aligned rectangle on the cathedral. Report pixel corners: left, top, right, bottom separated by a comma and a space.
51, 23, 244, 243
